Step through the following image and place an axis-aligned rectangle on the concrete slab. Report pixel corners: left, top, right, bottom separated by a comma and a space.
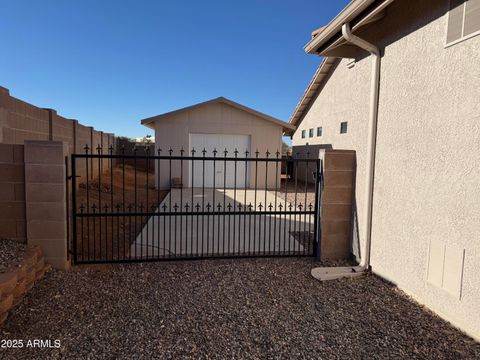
130, 188, 315, 258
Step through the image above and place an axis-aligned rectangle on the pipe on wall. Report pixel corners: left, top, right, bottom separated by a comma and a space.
311, 22, 381, 280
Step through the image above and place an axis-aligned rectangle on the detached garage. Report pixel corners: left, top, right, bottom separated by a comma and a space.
141, 97, 295, 189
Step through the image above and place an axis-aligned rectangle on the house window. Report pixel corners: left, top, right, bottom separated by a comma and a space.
309, 128, 314, 138
301, 129, 306, 138
317, 127, 323, 136
446, 0, 480, 46
340, 122, 348, 134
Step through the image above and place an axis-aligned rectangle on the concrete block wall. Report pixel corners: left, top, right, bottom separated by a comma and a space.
101, 132, 110, 170
0, 86, 118, 271
24, 141, 70, 270
91, 129, 102, 179
0, 86, 115, 163
74, 123, 92, 182
0, 141, 71, 270
74, 123, 91, 154
50, 111, 75, 155
320, 149, 355, 260
0, 143, 26, 242
0, 87, 49, 143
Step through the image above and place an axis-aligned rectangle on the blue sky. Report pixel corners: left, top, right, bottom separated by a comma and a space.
0, 0, 349, 139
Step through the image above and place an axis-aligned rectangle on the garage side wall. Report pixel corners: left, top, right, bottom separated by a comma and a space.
154, 102, 283, 189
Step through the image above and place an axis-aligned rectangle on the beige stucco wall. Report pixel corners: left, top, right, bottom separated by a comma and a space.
153, 102, 283, 189
293, 0, 480, 339
292, 52, 371, 259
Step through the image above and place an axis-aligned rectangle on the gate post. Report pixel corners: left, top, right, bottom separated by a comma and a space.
320, 149, 355, 260
24, 140, 71, 270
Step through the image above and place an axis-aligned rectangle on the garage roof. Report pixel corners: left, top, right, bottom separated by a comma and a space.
141, 97, 296, 133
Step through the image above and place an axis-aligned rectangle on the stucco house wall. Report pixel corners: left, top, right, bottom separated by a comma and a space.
153, 101, 283, 189
292, 0, 480, 339
292, 55, 371, 258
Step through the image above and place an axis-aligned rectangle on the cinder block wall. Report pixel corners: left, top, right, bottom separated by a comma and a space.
0, 141, 71, 269
0, 144, 26, 242
24, 141, 70, 270
91, 129, 102, 179
0, 86, 115, 161
0, 86, 117, 269
0, 88, 49, 143
51, 110, 75, 154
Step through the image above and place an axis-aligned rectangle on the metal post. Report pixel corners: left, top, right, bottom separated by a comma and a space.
313, 158, 323, 261
71, 154, 77, 264
65, 156, 70, 261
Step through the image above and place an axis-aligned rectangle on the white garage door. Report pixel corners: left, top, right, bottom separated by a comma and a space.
189, 133, 250, 188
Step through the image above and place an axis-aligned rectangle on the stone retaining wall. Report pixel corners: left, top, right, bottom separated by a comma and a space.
0, 245, 50, 325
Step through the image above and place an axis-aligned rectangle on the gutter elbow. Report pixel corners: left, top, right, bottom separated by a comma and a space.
341, 23, 354, 43
341, 23, 380, 57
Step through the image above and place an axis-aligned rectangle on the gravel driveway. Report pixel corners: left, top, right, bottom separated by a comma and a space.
2, 259, 479, 359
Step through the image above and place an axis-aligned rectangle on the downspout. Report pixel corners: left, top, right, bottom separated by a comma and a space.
311, 22, 380, 280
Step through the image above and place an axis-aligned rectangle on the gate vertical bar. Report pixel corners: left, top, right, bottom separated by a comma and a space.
313, 158, 322, 260
71, 155, 77, 264
303, 152, 309, 255
108, 145, 114, 260
180, 148, 184, 257
157, 149, 161, 258
65, 156, 70, 261
145, 148, 149, 259
97, 146, 102, 260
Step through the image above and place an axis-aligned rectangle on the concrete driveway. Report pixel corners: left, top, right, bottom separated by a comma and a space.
130, 188, 314, 258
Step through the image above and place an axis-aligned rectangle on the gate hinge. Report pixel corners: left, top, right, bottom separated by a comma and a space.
312, 170, 322, 183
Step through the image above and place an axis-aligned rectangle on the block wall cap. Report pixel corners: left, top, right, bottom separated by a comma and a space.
42, 108, 57, 115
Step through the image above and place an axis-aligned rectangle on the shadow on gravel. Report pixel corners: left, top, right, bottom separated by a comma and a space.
2, 258, 480, 359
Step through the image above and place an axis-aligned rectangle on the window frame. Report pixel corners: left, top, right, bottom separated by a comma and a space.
340, 122, 348, 134
301, 129, 306, 139
445, 0, 480, 48
309, 128, 314, 138
317, 126, 323, 137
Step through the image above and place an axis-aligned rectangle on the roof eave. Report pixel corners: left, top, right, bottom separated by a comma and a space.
304, 0, 376, 54
288, 57, 339, 127
289, 0, 396, 129
304, 0, 395, 54
140, 97, 295, 132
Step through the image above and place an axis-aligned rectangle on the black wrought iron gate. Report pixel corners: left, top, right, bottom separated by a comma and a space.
71, 146, 322, 264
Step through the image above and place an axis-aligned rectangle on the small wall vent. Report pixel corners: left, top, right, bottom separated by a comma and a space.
427, 240, 465, 299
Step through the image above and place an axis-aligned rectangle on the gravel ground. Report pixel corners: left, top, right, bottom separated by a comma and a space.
0, 239, 27, 273
2, 258, 479, 359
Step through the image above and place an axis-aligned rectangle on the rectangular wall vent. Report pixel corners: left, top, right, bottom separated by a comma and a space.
427, 240, 465, 299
